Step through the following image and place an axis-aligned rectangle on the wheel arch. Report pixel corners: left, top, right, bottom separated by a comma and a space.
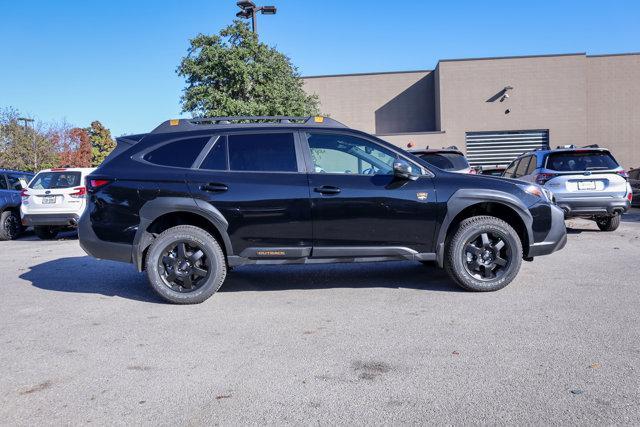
133, 197, 232, 271
436, 189, 534, 266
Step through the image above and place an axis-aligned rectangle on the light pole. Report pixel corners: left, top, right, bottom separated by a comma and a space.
236, 1, 277, 34
17, 117, 37, 171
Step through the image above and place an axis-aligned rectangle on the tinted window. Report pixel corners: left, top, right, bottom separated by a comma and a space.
418, 152, 469, 171
228, 133, 297, 172
144, 137, 210, 168
7, 173, 32, 190
545, 151, 620, 172
200, 137, 228, 170
30, 172, 81, 189
525, 156, 538, 174
503, 161, 518, 177
0, 176, 7, 190
515, 157, 530, 177
307, 133, 397, 175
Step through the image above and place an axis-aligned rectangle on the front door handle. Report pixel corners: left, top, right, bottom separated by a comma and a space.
314, 185, 341, 195
200, 183, 228, 193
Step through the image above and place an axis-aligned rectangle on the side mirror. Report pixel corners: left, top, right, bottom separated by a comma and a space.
393, 159, 419, 181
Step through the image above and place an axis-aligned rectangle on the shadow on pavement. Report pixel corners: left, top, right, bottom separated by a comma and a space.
20, 257, 461, 302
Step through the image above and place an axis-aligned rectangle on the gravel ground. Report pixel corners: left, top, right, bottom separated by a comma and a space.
1, 210, 639, 425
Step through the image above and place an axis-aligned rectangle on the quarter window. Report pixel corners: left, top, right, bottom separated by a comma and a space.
228, 133, 297, 172
307, 133, 397, 175
144, 137, 210, 168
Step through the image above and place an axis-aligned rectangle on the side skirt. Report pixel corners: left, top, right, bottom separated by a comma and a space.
228, 246, 436, 267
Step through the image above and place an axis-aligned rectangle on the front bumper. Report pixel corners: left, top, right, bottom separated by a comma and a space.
528, 204, 567, 257
555, 196, 630, 217
78, 211, 133, 264
22, 213, 80, 227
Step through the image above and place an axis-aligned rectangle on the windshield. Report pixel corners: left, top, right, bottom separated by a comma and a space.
418, 152, 469, 171
30, 171, 82, 189
545, 151, 619, 172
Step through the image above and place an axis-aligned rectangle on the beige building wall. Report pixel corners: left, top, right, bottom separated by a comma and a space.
436, 54, 588, 153
587, 54, 640, 169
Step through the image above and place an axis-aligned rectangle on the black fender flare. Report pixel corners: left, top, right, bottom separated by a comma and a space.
435, 189, 533, 267
132, 197, 232, 271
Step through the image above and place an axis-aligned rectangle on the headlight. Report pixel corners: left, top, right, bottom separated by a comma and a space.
517, 183, 550, 201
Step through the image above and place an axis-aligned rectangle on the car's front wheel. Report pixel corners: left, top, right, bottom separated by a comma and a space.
0, 210, 23, 241
34, 225, 59, 240
145, 225, 227, 304
444, 216, 523, 292
595, 214, 620, 231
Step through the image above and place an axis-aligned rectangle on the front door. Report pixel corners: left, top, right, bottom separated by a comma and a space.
187, 131, 312, 258
302, 131, 437, 254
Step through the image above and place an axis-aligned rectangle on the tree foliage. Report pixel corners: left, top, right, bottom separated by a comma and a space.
177, 20, 319, 117
88, 121, 116, 167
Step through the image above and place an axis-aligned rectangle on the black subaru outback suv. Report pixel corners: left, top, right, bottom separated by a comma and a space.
79, 116, 567, 304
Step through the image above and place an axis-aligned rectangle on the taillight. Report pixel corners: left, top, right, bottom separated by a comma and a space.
20, 189, 29, 202
616, 170, 629, 179
89, 179, 110, 189
70, 186, 87, 198
535, 173, 557, 185
629, 192, 633, 202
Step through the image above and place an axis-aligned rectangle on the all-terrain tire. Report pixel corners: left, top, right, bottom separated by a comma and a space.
34, 225, 58, 240
145, 225, 227, 304
444, 215, 523, 292
595, 214, 620, 232
0, 210, 23, 240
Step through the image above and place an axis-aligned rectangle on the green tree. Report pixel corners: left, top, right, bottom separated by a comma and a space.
177, 20, 319, 117
88, 120, 116, 167
0, 108, 58, 172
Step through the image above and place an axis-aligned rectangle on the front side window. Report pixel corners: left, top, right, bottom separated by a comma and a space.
144, 137, 210, 168
307, 133, 397, 175
503, 160, 518, 177
0, 176, 8, 190
228, 133, 297, 172
30, 171, 81, 189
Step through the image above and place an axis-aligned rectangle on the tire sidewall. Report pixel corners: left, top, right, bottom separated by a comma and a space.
447, 217, 523, 292
0, 211, 21, 240
146, 226, 226, 304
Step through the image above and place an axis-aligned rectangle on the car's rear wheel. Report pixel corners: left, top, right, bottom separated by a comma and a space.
34, 225, 58, 240
145, 225, 227, 304
595, 214, 620, 231
0, 210, 23, 241
444, 216, 523, 292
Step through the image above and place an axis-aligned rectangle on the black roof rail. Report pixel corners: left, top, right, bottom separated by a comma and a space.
556, 144, 577, 149
150, 116, 347, 134
582, 144, 600, 148
444, 145, 460, 150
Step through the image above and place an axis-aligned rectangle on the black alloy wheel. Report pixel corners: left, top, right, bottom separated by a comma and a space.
159, 240, 210, 293
462, 231, 512, 281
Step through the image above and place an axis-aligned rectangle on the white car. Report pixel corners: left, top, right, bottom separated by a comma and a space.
20, 167, 96, 239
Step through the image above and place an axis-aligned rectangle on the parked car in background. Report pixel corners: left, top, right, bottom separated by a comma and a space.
629, 167, 640, 207
503, 146, 632, 231
20, 167, 95, 239
79, 116, 566, 304
0, 169, 34, 240
479, 165, 507, 176
409, 146, 475, 174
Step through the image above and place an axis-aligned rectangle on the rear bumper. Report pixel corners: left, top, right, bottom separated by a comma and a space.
78, 211, 133, 264
555, 197, 630, 217
528, 204, 567, 257
21, 213, 80, 227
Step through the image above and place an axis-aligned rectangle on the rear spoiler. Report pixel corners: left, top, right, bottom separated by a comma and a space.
101, 133, 148, 165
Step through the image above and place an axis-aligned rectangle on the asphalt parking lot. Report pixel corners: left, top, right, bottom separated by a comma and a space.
1, 210, 639, 425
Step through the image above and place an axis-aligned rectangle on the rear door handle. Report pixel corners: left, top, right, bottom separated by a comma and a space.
314, 185, 341, 195
200, 183, 228, 193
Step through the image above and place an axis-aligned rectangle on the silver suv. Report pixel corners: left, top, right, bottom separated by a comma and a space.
503, 146, 633, 231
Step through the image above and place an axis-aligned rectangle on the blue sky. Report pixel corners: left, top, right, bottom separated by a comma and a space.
1, 0, 638, 136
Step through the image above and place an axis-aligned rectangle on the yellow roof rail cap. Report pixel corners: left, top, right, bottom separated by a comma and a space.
314, 116, 324, 123
169, 119, 180, 126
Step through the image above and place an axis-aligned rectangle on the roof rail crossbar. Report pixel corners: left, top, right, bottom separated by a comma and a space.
150, 116, 346, 134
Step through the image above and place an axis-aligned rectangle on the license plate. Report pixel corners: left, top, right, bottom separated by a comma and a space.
42, 195, 56, 204
577, 181, 596, 190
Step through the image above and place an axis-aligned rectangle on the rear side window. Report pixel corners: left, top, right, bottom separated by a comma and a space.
515, 157, 530, 177
418, 152, 469, 171
30, 172, 81, 189
200, 137, 228, 170
525, 156, 538, 174
144, 137, 210, 168
228, 133, 297, 172
545, 151, 619, 172
7, 173, 32, 190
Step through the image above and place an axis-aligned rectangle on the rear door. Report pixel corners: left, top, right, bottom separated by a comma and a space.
187, 131, 313, 258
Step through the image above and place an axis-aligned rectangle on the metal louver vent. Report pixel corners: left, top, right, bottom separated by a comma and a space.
465, 130, 549, 166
